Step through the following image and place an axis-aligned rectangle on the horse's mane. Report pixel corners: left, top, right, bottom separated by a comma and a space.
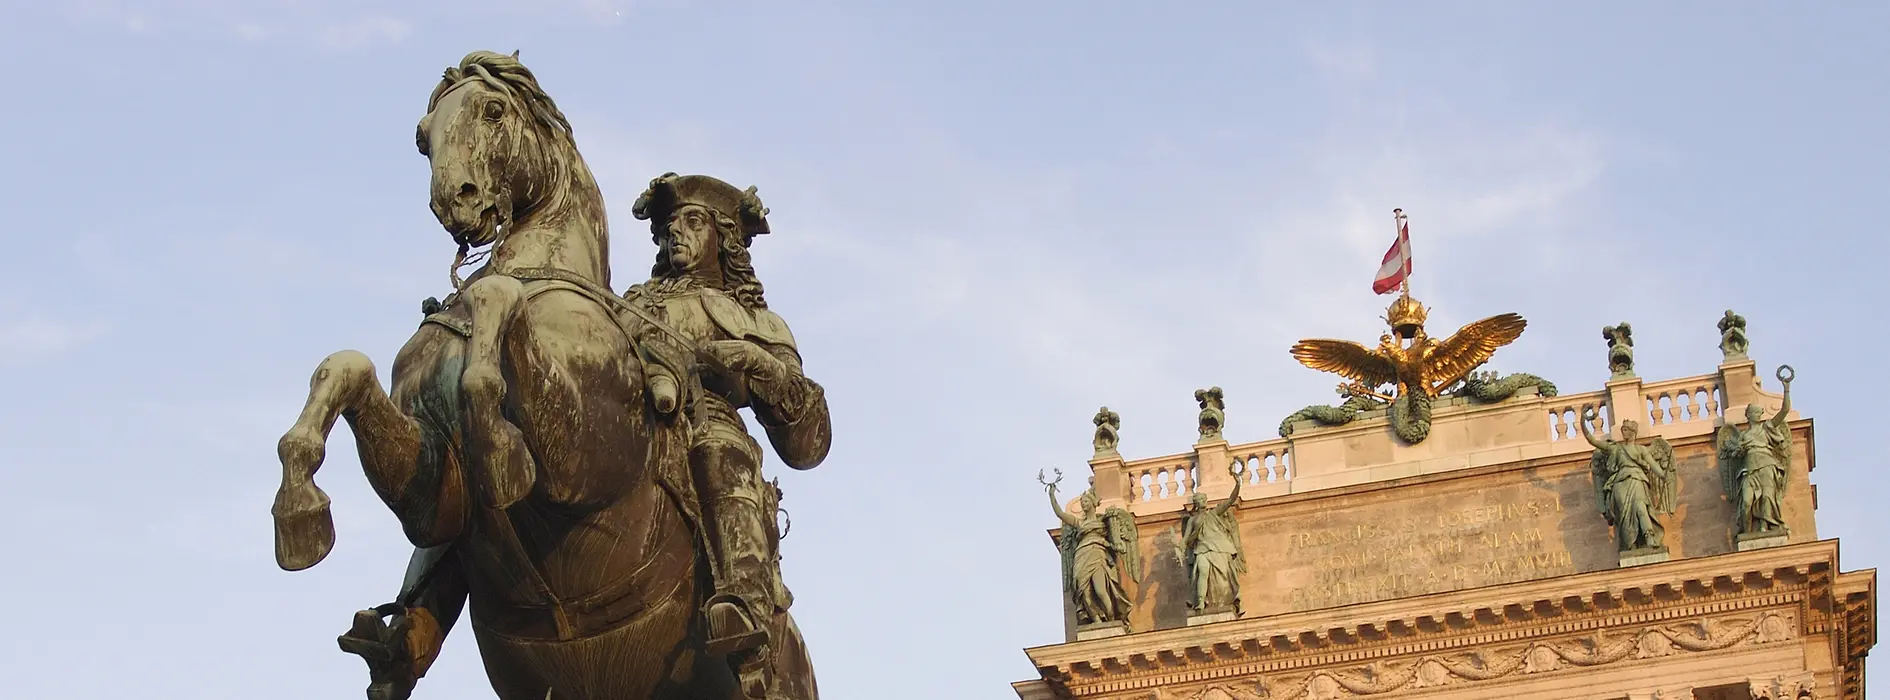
429, 51, 573, 137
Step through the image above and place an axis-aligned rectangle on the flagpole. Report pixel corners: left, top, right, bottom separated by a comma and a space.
1394, 208, 1409, 296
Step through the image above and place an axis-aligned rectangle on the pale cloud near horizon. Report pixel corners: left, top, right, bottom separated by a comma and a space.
0, 314, 109, 366
55, 0, 637, 48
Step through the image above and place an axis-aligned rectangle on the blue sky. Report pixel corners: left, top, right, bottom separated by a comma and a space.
1, 2, 1885, 697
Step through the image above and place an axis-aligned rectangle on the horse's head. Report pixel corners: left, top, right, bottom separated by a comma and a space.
418, 51, 576, 249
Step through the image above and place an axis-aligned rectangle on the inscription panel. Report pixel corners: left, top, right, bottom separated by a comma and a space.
1280, 496, 1575, 611
1236, 464, 1615, 617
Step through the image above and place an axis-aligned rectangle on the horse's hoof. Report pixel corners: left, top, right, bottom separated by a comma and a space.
272, 479, 335, 571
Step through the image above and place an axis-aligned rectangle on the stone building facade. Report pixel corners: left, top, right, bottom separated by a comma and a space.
1014, 322, 1876, 699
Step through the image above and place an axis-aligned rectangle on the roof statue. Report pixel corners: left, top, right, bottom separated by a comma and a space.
1604, 322, 1635, 378
268, 51, 829, 700
1042, 469, 1141, 633
1194, 386, 1225, 442
1719, 309, 1750, 361
1719, 365, 1796, 540
1580, 408, 1677, 555
1092, 406, 1121, 458
1288, 292, 1529, 443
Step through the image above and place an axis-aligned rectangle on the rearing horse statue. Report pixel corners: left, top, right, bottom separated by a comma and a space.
270, 51, 824, 700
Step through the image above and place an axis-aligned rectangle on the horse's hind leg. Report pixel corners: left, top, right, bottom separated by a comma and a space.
274, 350, 426, 570
458, 276, 536, 508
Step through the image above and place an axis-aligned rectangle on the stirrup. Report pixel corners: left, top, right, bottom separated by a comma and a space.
703, 597, 770, 657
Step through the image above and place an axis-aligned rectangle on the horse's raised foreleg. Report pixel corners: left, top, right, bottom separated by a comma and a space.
272, 350, 440, 570
459, 275, 537, 508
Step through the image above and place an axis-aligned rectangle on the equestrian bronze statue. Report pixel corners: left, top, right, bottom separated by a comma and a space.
269, 51, 830, 700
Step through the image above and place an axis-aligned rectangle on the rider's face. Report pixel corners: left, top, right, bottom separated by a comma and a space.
661, 204, 719, 276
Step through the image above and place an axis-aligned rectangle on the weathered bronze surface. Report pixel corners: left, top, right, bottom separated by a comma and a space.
1603, 323, 1635, 378
1580, 409, 1676, 553
1195, 387, 1225, 442
1045, 472, 1141, 629
1179, 464, 1245, 615
1092, 407, 1121, 457
1719, 365, 1795, 538
1719, 310, 1750, 361
269, 51, 828, 700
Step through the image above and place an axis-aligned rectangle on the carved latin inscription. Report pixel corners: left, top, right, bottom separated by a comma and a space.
1281, 497, 1576, 611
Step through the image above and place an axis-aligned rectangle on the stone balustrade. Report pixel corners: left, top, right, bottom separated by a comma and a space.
1078, 360, 1796, 517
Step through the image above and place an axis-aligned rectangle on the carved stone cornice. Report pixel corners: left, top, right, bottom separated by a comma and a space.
1833, 567, 1875, 700
1023, 541, 1862, 698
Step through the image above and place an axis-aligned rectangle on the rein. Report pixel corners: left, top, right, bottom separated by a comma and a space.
506, 267, 693, 347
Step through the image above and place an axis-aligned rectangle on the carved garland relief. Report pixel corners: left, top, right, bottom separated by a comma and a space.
1105, 611, 1796, 700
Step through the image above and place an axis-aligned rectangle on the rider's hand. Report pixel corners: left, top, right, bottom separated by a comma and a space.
703, 340, 788, 385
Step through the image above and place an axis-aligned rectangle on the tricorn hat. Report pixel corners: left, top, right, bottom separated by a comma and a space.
631, 172, 771, 240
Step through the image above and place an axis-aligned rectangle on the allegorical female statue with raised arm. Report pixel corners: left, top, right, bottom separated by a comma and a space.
1719, 365, 1796, 537
1580, 408, 1677, 553
1042, 471, 1140, 628
1180, 463, 1245, 615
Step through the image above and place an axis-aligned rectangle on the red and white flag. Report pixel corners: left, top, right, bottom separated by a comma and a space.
1372, 209, 1412, 295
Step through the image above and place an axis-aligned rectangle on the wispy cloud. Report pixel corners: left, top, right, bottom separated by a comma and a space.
58, 0, 645, 47
0, 314, 109, 366
60, 0, 411, 50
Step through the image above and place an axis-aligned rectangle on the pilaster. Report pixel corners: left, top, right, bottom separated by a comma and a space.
1089, 453, 1127, 508
1191, 438, 1233, 501
1605, 374, 1645, 439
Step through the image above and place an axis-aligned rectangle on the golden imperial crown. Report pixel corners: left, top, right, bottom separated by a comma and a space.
1385, 294, 1429, 335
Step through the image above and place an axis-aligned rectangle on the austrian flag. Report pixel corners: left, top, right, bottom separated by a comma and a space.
1372, 209, 1412, 295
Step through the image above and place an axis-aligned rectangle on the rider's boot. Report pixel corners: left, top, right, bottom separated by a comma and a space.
731, 647, 773, 699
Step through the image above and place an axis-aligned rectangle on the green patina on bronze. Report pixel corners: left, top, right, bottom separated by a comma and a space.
1179, 464, 1245, 616
1719, 365, 1796, 538
1043, 471, 1141, 629
1719, 310, 1750, 361
1580, 408, 1677, 553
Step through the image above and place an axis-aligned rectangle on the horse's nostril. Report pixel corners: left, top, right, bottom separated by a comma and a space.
458, 183, 478, 198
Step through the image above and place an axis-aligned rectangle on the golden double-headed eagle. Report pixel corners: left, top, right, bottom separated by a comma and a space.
1291, 293, 1527, 400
